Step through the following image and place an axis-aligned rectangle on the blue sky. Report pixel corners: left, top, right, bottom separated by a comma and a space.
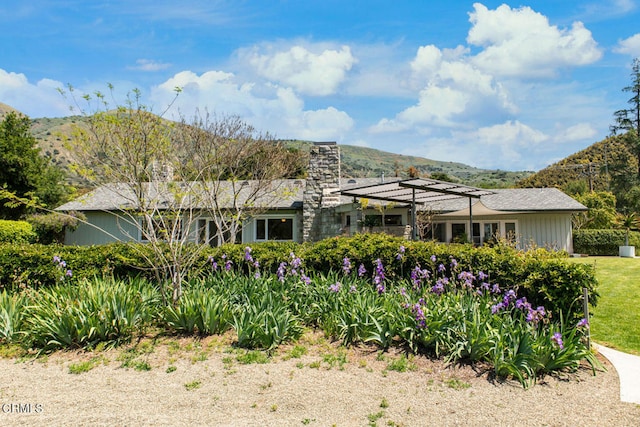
2, 1, 640, 171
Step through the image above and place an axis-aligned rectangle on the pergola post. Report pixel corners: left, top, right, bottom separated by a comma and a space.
411, 188, 417, 241
468, 197, 473, 244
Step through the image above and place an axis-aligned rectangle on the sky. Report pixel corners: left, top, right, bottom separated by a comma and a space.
2, 1, 640, 172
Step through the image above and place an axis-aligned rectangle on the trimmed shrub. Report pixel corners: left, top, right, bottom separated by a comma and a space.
0, 243, 156, 290
26, 211, 85, 244
0, 234, 598, 320
573, 229, 640, 255
0, 220, 36, 244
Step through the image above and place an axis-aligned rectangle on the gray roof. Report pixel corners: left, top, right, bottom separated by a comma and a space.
56, 180, 306, 211
56, 179, 585, 213
427, 188, 587, 213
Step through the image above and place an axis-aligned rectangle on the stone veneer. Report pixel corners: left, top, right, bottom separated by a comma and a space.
303, 142, 343, 242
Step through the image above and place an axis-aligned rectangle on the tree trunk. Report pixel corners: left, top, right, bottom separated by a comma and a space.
171, 269, 182, 306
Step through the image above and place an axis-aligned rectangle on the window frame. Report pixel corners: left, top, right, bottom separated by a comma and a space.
253, 214, 296, 242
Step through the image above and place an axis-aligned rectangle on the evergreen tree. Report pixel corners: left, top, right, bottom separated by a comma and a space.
0, 111, 67, 219
611, 58, 640, 179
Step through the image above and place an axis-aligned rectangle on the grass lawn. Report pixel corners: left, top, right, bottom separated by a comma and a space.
569, 256, 640, 355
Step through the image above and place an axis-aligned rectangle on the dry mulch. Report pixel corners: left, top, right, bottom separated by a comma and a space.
1, 332, 639, 426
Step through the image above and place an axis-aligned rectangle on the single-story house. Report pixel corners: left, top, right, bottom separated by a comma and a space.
56, 142, 586, 253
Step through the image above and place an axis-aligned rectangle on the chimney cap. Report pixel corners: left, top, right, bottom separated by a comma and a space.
313, 141, 336, 146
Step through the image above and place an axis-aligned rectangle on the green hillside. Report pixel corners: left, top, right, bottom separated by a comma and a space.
283, 140, 532, 188
4, 106, 532, 189
516, 134, 636, 192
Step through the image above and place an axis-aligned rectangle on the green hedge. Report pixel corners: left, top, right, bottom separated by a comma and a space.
0, 220, 36, 244
0, 234, 598, 320
573, 229, 640, 255
205, 234, 597, 320
0, 243, 156, 289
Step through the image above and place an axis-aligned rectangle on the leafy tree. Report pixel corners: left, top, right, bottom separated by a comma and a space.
572, 191, 617, 230
0, 111, 69, 219
430, 172, 455, 182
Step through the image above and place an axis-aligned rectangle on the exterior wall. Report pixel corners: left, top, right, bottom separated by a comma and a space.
431, 212, 575, 253
517, 213, 574, 252
64, 211, 140, 245
67, 210, 304, 246
242, 211, 303, 243
303, 142, 342, 242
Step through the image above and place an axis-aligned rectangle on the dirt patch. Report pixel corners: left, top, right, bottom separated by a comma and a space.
1, 332, 639, 426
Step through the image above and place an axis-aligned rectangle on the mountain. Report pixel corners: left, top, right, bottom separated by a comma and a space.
2, 105, 533, 188
516, 134, 636, 192
0, 102, 20, 118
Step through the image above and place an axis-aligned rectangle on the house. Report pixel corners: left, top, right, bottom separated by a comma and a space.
56, 142, 586, 253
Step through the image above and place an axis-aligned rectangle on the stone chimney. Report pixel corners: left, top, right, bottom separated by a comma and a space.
303, 142, 342, 242
151, 161, 174, 182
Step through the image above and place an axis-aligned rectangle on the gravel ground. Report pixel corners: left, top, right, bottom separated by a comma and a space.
1, 333, 639, 427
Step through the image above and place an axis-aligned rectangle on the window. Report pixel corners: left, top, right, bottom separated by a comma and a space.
421, 222, 446, 242
483, 223, 500, 244
451, 223, 467, 242
472, 223, 481, 245
197, 218, 241, 246
255, 217, 294, 241
364, 214, 403, 227
505, 222, 516, 242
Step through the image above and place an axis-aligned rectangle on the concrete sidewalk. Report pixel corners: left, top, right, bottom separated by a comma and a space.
594, 344, 640, 405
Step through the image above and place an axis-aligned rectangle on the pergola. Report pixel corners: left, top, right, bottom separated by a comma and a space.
339, 178, 495, 241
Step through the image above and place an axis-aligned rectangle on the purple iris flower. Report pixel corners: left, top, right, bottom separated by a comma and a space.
343, 257, 352, 275
357, 263, 367, 277
551, 332, 564, 349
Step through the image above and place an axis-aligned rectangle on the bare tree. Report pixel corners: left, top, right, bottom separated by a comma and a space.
174, 110, 305, 245
60, 86, 304, 304
415, 208, 438, 241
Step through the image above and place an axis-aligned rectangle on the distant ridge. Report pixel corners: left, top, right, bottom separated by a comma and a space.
0, 102, 21, 118
0, 103, 533, 188
516, 134, 633, 191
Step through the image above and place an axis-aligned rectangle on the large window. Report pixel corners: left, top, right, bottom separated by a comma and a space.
255, 217, 294, 241
364, 214, 403, 227
422, 222, 446, 242
197, 218, 242, 246
451, 223, 467, 242
447, 221, 517, 245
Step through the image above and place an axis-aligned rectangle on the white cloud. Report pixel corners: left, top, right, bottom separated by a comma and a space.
242, 44, 355, 96
397, 85, 469, 128
127, 59, 172, 71
372, 41, 515, 133
468, 3, 602, 78
614, 33, 640, 56
151, 69, 353, 141
552, 122, 598, 143
0, 69, 69, 117
462, 120, 548, 148
408, 121, 550, 169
